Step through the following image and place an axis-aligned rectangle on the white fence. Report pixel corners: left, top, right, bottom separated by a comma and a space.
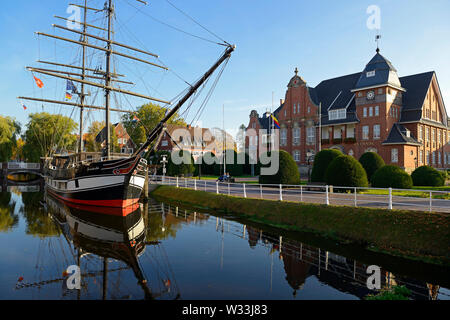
149, 175, 450, 213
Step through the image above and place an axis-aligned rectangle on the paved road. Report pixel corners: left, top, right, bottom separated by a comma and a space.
152, 178, 450, 214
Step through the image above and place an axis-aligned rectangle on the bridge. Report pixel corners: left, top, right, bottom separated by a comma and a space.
1, 162, 42, 177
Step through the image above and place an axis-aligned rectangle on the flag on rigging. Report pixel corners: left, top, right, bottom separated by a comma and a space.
33, 76, 44, 88
66, 80, 78, 94
65, 92, 73, 100
132, 114, 140, 123
22, 103, 27, 110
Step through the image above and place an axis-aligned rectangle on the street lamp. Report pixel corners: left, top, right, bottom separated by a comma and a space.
161, 155, 168, 179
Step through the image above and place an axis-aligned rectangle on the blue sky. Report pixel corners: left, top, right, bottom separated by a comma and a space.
1, 0, 449, 134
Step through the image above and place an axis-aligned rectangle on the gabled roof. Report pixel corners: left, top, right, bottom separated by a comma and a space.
354, 52, 403, 90
382, 123, 421, 145
314, 73, 362, 114
399, 71, 435, 123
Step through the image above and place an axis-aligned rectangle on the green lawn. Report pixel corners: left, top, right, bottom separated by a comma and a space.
359, 186, 450, 200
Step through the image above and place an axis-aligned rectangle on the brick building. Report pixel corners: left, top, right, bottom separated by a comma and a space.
246, 49, 450, 173
95, 122, 136, 154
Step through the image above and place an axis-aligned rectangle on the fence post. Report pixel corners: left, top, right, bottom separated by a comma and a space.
216, 181, 219, 194
228, 183, 230, 196
260, 184, 263, 199
429, 191, 432, 212
325, 185, 329, 205
388, 187, 393, 210
176, 177, 179, 188
354, 187, 357, 207
300, 185, 303, 202
205, 180, 207, 192
194, 179, 197, 191
279, 184, 283, 201
243, 183, 247, 198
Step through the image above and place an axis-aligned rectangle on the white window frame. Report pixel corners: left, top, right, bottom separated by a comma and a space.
369, 107, 373, 117
391, 148, 398, 163
375, 106, 379, 116
362, 126, 369, 140
363, 108, 367, 118
306, 127, 315, 145
373, 124, 380, 140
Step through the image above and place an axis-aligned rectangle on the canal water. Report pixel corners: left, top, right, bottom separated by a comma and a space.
0, 188, 449, 300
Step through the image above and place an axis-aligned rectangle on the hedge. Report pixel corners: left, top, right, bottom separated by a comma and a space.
372, 165, 413, 189
325, 155, 368, 188
259, 150, 300, 185
311, 149, 343, 182
359, 152, 385, 183
411, 166, 445, 187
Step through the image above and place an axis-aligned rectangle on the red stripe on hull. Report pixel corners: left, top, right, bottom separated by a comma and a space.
47, 189, 140, 215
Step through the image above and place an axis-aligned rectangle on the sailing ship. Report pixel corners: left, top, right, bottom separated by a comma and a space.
18, 0, 234, 211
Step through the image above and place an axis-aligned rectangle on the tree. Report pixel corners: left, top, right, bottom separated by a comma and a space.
371, 165, 413, 189
411, 166, 445, 187
259, 150, 300, 185
121, 102, 186, 147
236, 124, 246, 153
325, 155, 369, 188
0, 116, 21, 162
311, 149, 343, 182
84, 121, 120, 153
22, 113, 77, 162
359, 152, 385, 183
167, 149, 195, 176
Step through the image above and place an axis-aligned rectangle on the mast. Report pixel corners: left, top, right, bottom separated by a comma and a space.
105, 0, 113, 159
79, 0, 88, 157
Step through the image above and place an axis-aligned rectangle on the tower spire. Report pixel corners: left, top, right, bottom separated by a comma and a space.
375, 33, 381, 53
295, 67, 298, 76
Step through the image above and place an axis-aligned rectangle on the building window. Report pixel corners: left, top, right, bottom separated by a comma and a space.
252, 122, 256, 129
369, 107, 373, 117
438, 151, 441, 164
362, 126, 369, 140
123, 138, 127, 144
418, 126, 423, 141
306, 127, 315, 145
348, 149, 354, 157
375, 106, 379, 116
438, 130, 441, 145
363, 108, 367, 118
293, 127, 300, 145
333, 126, 342, 139
391, 149, 398, 163
426, 151, 430, 165
425, 127, 429, 141
329, 109, 346, 120
366, 70, 376, 77
419, 150, 423, 163
280, 128, 287, 146
373, 125, 380, 139
432, 151, 436, 164
293, 103, 296, 114
118, 138, 122, 144
161, 140, 168, 147
347, 125, 355, 138
293, 150, 300, 162
378, 88, 383, 94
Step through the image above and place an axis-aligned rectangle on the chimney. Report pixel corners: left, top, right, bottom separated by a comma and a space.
280, 99, 284, 105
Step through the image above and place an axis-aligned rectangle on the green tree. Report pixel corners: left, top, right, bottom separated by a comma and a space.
371, 165, 413, 189
22, 113, 77, 162
259, 150, 300, 185
84, 121, 120, 153
167, 149, 195, 176
0, 116, 21, 162
359, 152, 385, 183
121, 103, 186, 147
311, 149, 343, 182
411, 165, 445, 187
325, 155, 369, 188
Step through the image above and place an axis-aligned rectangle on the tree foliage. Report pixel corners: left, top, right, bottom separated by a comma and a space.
325, 155, 369, 188
311, 149, 343, 182
371, 165, 413, 189
411, 165, 445, 187
167, 149, 195, 176
121, 103, 186, 147
22, 113, 77, 162
84, 121, 120, 153
259, 150, 300, 185
0, 116, 21, 162
359, 152, 385, 183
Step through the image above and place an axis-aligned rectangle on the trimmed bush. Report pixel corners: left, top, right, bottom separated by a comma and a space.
311, 149, 343, 182
411, 166, 445, 187
259, 150, 300, 185
359, 152, 385, 183
372, 165, 413, 189
167, 149, 195, 176
325, 155, 368, 188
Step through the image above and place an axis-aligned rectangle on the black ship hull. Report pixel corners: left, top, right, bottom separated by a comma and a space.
44, 155, 147, 214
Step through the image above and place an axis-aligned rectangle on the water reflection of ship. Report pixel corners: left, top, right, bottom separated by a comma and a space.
156, 202, 443, 300
26, 195, 180, 300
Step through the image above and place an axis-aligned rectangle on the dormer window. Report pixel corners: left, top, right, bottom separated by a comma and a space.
366, 70, 376, 78
328, 109, 346, 120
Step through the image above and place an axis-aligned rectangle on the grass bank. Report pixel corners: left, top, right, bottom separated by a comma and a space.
151, 185, 450, 266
